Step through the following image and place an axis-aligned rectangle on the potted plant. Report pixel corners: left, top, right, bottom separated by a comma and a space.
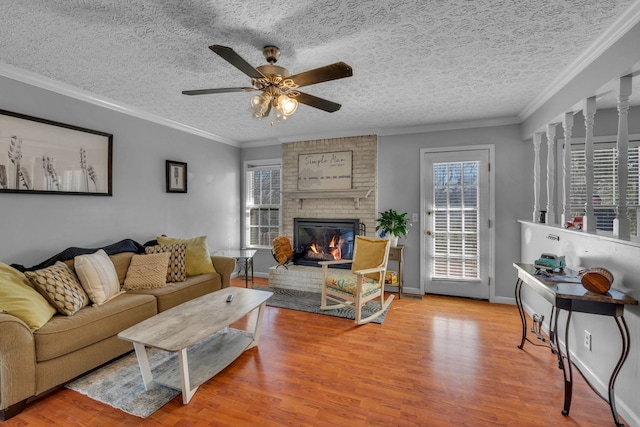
375, 209, 409, 247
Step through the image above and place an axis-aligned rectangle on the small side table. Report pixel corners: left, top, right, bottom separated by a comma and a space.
215, 249, 257, 288
387, 245, 404, 298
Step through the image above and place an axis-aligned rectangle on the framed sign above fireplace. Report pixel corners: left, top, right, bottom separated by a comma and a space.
297, 150, 352, 190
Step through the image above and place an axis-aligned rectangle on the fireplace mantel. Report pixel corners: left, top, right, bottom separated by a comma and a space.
284, 189, 372, 209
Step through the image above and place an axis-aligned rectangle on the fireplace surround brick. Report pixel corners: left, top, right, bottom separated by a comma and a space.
282, 135, 378, 241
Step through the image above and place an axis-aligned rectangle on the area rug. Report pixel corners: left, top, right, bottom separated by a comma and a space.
66, 345, 182, 418
253, 285, 390, 324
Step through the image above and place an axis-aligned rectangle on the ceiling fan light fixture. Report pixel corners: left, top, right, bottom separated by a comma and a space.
249, 92, 271, 119
275, 94, 298, 120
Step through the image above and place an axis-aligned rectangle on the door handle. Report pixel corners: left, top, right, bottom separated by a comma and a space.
426, 230, 432, 236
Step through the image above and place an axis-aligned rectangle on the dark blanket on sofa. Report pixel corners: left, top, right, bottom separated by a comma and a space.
11, 239, 152, 272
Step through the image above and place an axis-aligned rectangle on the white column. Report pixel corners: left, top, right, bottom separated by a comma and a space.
561, 113, 574, 226
582, 96, 597, 232
614, 75, 632, 239
546, 124, 556, 225
532, 132, 543, 222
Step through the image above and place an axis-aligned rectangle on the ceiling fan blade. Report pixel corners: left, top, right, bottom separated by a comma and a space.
294, 92, 342, 113
287, 62, 353, 89
209, 45, 265, 80
182, 87, 256, 96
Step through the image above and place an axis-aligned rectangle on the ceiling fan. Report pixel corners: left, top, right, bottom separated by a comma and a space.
182, 45, 353, 122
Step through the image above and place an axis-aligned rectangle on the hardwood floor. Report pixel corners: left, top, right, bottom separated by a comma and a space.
4, 277, 624, 426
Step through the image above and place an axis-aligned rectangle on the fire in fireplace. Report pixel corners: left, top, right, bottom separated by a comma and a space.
293, 218, 361, 268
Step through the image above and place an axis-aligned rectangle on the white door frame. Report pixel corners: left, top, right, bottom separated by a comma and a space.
419, 145, 496, 302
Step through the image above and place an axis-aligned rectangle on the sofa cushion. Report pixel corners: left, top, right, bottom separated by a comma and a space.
25, 261, 89, 316
156, 235, 216, 276
0, 261, 57, 331
74, 249, 125, 306
123, 253, 170, 290
145, 243, 187, 283
126, 272, 220, 312
33, 293, 157, 362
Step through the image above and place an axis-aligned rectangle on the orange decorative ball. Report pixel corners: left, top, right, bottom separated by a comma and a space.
272, 236, 293, 266
580, 268, 614, 294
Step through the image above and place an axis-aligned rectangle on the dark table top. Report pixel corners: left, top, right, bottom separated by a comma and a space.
514, 263, 638, 306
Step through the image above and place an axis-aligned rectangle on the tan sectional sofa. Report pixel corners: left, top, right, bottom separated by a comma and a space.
0, 251, 235, 420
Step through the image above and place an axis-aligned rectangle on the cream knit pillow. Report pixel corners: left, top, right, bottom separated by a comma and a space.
123, 252, 171, 290
74, 249, 125, 306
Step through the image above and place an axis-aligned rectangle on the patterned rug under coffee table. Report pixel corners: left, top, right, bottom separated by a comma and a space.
66, 345, 180, 418
252, 285, 390, 324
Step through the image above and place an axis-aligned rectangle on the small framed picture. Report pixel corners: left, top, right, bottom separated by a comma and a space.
166, 160, 187, 193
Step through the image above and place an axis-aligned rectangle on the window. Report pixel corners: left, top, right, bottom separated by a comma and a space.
432, 161, 480, 279
244, 160, 281, 248
569, 140, 640, 235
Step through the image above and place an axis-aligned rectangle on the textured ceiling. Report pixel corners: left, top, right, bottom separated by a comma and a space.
0, 0, 638, 145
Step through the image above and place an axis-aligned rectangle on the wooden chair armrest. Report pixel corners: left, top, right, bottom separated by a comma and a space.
353, 266, 386, 275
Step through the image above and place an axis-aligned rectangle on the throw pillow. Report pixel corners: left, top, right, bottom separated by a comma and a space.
156, 235, 216, 276
145, 243, 187, 282
0, 261, 57, 331
352, 236, 390, 281
74, 249, 125, 306
24, 261, 89, 316
123, 252, 171, 290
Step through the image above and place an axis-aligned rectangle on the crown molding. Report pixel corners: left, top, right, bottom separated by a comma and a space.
0, 63, 240, 147
240, 127, 382, 148
240, 115, 521, 148
378, 116, 521, 136
518, 0, 640, 122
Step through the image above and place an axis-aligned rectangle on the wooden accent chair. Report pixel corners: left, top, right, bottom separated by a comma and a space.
319, 236, 393, 325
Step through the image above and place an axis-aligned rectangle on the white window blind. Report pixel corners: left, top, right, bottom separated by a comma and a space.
245, 161, 281, 248
569, 140, 640, 234
432, 161, 480, 279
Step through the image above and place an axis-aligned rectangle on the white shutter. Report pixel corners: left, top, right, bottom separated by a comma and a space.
570, 141, 639, 233
432, 161, 480, 279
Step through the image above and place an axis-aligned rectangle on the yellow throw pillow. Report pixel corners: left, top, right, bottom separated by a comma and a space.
352, 236, 390, 281
24, 261, 89, 316
0, 262, 57, 331
156, 235, 216, 276
74, 249, 125, 306
123, 253, 171, 290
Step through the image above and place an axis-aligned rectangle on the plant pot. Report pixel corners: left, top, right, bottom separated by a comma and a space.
389, 235, 398, 247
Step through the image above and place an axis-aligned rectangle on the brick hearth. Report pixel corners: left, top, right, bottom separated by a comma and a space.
268, 265, 323, 293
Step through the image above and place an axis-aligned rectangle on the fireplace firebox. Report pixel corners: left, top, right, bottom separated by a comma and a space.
293, 218, 362, 268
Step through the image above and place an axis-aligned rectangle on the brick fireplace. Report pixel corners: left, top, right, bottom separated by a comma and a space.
268, 135, 378, 292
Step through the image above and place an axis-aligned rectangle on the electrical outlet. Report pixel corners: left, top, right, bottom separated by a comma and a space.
584, 330, 592, 351
412, 213, 419, 222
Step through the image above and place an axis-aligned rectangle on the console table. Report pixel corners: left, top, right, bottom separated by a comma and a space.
513, 263, 637, 427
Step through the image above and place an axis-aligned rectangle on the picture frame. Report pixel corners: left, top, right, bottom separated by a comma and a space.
166, 160, 187, 193
0, 109, 113, 196
298, 150, 352, 190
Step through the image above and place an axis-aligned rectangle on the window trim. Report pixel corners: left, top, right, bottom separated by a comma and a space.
242, 158, 282, 249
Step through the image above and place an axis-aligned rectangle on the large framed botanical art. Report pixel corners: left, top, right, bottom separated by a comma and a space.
0, 109, 112, 196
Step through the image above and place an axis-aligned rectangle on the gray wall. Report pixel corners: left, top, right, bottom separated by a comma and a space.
241, 124, 532, 299
0, 76, 241, 266
378, 124, 531, 300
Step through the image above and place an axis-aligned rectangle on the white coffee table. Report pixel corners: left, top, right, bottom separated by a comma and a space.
118, 287, 272, 404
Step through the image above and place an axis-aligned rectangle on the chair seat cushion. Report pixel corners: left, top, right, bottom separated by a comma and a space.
325, 270, 380, 297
